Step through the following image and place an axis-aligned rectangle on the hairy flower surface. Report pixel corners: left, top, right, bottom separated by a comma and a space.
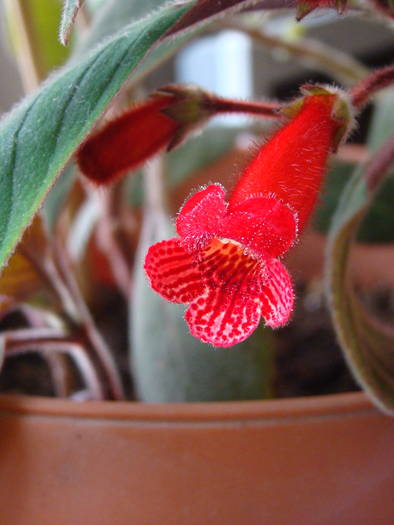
230, 93, 344, 232
145, 185, 296, 347
145, 91, 350, 347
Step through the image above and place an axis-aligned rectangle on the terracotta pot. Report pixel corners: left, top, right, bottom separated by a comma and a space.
0, 391, 393, 525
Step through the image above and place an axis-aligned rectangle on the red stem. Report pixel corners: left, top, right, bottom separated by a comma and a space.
350, 64, 394, 109
206, 97, 282, 118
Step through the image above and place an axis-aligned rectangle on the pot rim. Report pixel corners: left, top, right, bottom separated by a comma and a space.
0, 391, 380, 424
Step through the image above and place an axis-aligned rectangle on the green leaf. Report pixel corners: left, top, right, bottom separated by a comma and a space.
0, 2, 192, 270
60, 0, 84, 46
326, 91, 394, 414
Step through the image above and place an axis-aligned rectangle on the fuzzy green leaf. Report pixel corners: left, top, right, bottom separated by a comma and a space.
0, 2, 192, 270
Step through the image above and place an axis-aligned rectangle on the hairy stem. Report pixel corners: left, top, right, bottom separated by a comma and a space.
207, 97, 282, 117
351, 64, 394, 109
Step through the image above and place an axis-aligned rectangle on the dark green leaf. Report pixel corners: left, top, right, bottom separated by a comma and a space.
0, 2, 192, 270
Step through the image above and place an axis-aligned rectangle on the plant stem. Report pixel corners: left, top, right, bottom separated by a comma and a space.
92, 187, 132, 299
220, 20, 369, 86
3, 328, 105, 400
54, 241, 125, 400
207, 97, 282, 117
350, 64, 394, 109
20, 225, 125, 400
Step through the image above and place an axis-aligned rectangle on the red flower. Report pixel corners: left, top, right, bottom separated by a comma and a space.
77, 85, 281, 186
230, 93, 346, 232
144, 90, 352, 347
145, 185, 296, 347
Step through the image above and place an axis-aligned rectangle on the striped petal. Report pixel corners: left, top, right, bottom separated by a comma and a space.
144, 238, 204, 303
184, 238, 263, 347
259, 258, 294, 328
185, 287, 261, 348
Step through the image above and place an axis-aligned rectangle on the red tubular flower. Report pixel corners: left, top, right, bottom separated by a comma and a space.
145, 184, 296, 347
230, 92, 348, 232
144, 88, 353, 347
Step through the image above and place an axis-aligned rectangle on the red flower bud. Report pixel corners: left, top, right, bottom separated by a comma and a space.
229, 88, 353, 232
77, 85, 282, 186
77, 93, 180, 185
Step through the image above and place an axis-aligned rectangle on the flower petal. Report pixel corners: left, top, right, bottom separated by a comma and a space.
176, 184, 227, 250
144, 238, 204, 303
184, 238, 263, 347
221, 197, 297, 258
185, 287, 262, 348
259, 258, 294, 328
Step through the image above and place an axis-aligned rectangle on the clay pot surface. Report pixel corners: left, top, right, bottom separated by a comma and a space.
0, 391, 393, 525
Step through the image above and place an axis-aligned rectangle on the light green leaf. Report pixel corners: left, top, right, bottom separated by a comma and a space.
0, 2, 191, 270
326, 92, 394, 414
60, 0, 84, 46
